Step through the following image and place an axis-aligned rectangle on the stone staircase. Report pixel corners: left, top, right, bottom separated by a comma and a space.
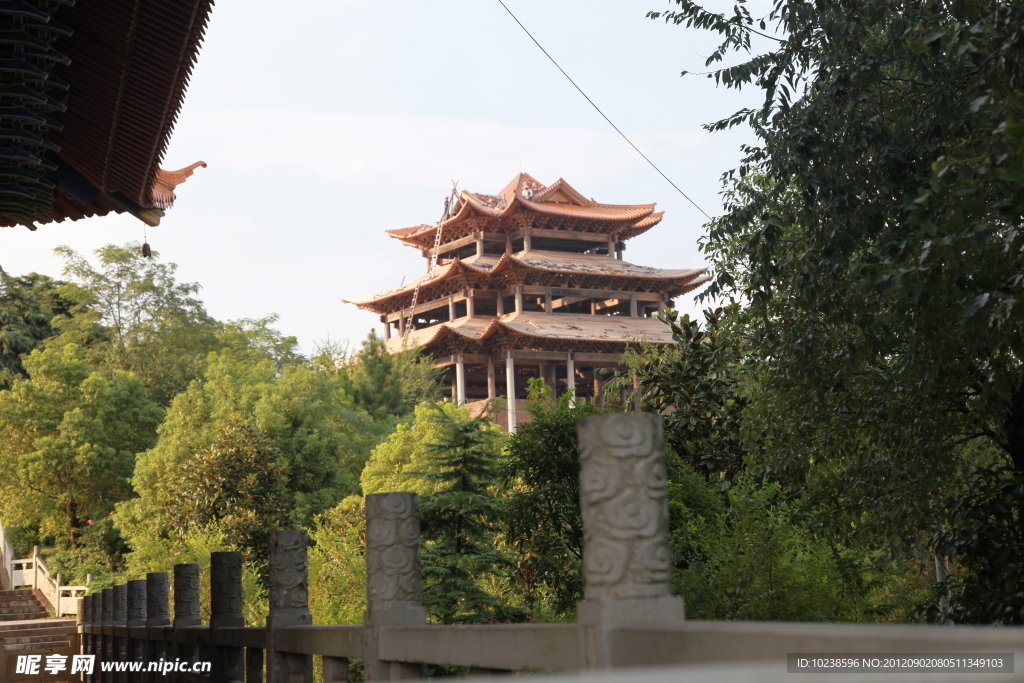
0, 590, 72, 652
0, 589, 48, 622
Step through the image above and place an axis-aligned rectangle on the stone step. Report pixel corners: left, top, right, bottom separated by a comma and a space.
3, 639, 71, 652
0, 620, 75, 632
4, 634, 70, 646
0, 600, 45, 610
0, 611, 48, 622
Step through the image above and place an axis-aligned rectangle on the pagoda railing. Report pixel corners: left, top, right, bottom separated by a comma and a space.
64, 415, 1024, 682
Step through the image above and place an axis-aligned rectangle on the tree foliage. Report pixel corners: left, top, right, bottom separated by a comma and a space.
659, 0, 1024, 619
622, 306, 747, 483
416, 405, 524, 624
0, 344, 161, 548
0, 268, 77, 386
52, 243, 220, 405
500, 382, 603, 617
163, 415, 292, 568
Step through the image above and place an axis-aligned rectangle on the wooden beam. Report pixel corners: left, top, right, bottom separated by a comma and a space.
511, 228, 610, 243
544, 288, 552, 314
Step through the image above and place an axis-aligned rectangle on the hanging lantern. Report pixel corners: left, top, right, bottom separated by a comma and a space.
141, 242, 152, 258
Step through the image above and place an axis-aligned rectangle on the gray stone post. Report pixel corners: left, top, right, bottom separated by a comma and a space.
211, 551, 245, 682
127, 580, 146, 677
146, 572, 170, 683
102, 587, 113, 674
576, 413, 684, 669
173, 564, 201, 683
113, 584, 127, 679
82, 594, 92, 662
363, 492, 426, 681
267, 531, 312, 683
172, 564, 201, 627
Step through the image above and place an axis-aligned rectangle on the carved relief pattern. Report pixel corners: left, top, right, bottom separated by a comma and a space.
127, 580, 147, 624
268, 530, 309, 611
113, 584, 127, 624
578, 413, 671, 600
102, 589, 112, 624
147, 572, 170, 626
173, 563, 201, 620
211, 551, 244, 618
365, 492, 421, 605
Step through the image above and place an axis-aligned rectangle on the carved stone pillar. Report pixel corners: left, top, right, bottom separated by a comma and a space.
146, 572, 170, 683
102, 587, 113, 668
173, 563, 201, 683
363, 492, 426, 681
267, 531, 312, 683
113, 584, 128, 675
211, 551, 245, 682
102, 588, 113, 626
146, 573, 170, 628
127, 579, 146, 676
576, 413, 684, 669
172, 564, 201, 628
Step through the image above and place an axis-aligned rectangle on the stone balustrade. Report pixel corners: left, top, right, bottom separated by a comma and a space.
72, 415, 1024, 683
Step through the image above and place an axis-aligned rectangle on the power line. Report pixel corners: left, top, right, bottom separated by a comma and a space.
495, 0, 711, 220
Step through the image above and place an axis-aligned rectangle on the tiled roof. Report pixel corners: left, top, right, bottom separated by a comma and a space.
2, 0, 215, 229
385, 173, 662, 248
342, 251, 707, 309
383, 311, 679, 355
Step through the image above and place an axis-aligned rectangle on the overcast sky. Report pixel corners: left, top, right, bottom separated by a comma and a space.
2, 0, 768, 355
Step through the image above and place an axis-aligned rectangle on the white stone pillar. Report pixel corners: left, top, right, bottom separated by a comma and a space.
487, 357, 496, 399
448, 297, 456, 321
515, 286, 523, 313
545, 288, 552, 314
567, 353, 576, 408
456, 354, 466, 407
466, 293, 475, 318
630, 292, 638, 319
505, 351, 517, 434
576, 413, 684, 670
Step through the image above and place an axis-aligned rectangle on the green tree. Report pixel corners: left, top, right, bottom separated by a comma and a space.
416, 405, 524, 624
500, 383, 603, 617
309, 496, 368, 626
334, 331, 443, 420
0, 344, 162, 549
163, 415, 292, 568
361, 401, 471, 496
0, 268, 77, 386
117, 345, 381, 555
621, 306, 747, 483
52, 243, 220, 405
659, 0, 1024, 619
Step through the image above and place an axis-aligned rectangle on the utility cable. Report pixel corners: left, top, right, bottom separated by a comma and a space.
495, 0, 711, 220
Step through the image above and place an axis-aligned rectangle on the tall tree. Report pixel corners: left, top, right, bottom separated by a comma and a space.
164, 415, 292, 568
416, 405, 524, 624
52, 243, 220, 405
0, 268, 78, 386
500, 383, 603, 617
0, 344, 162, 548
657, 0, 1024, 619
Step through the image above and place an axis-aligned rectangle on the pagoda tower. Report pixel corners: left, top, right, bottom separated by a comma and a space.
344, 173, 709, 432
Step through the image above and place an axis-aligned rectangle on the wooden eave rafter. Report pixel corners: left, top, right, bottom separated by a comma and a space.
0, 0, 213, 229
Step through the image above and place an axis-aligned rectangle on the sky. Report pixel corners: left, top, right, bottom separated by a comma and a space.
1, 0, 769, 355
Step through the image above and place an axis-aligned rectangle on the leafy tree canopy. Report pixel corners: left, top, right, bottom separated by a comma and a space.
0, 344, 162, 549
50, 243, 221, 405
658, 0, 1024, 620
0, 267, 78, 386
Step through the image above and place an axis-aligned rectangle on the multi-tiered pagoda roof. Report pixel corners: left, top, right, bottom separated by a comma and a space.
345, 172, 709, 430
